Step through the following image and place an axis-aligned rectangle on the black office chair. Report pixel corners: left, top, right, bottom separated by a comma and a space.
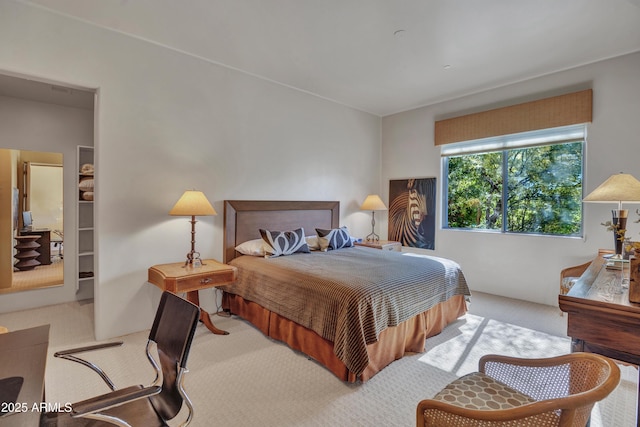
52, 229, 63, 261
41, 291, 200, 427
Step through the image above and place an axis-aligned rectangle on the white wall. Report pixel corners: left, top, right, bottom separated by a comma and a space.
382, 52, 640, 306
0, 1, 381, 339
0, 95, 94, 310
4, 0, 636, 335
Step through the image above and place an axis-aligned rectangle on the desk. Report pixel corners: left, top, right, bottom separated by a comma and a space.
558, 256, 639, 421
0, 324, 50, 426
148, 260, 237, 335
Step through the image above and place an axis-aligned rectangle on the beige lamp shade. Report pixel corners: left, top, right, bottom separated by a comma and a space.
584, 173, 640, 256
169, 190, 217, 216
583, 173, 640, 208
360, 194, 387, 211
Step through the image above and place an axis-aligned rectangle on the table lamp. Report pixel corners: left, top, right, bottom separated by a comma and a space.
170, 190, 217, 266
360, 194, 387, 242
583, 173, 640, 256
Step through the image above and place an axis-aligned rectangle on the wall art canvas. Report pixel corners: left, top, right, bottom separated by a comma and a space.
388, 177, 436, 249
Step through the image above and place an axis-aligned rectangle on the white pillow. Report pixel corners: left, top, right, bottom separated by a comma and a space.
306, 235, 320, 251
235, 238, 267, 256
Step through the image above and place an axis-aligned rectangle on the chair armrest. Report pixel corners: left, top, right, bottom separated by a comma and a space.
54, 341, 124, 391
71, 385, 162, 418
54, 341, 123, 357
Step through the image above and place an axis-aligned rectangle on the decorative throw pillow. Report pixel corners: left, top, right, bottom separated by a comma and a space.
259, 227, 310, 258
315, 226, 354, 251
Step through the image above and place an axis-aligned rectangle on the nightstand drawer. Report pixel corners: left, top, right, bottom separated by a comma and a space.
380, 242, 401, 251
172, 270, 235, 293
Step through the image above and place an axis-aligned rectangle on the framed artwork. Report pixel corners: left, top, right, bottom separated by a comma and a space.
388, 177, 436, 249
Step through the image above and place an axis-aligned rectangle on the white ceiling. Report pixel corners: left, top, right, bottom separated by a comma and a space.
0, 73, 94, 109
16, 0, 640, 116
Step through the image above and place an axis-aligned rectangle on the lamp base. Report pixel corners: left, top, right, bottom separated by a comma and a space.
365, 211, 380, 242
182, 216, 206, 267
184, 250, 206, 267
365, 232, 380, 242
612, 209, 628, 256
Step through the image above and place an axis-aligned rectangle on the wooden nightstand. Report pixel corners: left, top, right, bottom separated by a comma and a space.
148, 259, 237, 335
355, 240, 402, 252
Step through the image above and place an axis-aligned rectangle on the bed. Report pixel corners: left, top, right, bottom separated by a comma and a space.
221, 200, 470, 383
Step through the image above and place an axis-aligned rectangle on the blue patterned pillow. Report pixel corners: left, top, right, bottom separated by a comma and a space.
315, 226, 353, 251
259, 227, 310, 258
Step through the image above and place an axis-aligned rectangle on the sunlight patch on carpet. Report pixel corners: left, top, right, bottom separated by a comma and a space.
418, 313, 571, 377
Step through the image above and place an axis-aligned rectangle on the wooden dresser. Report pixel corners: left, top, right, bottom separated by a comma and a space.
559, 256, 640, 362
559, 255, 640, 422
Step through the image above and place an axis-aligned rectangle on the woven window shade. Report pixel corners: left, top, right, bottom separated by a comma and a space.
434, 89, 592, 146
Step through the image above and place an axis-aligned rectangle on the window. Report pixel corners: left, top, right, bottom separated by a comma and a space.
442, 125, 585, 236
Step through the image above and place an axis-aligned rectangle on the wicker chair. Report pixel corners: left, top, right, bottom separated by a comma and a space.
416, 352, 620, 427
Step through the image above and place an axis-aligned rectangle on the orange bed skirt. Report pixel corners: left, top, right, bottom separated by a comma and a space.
222, 293, 468, 382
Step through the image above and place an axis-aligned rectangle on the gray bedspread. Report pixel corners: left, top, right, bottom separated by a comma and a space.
223, 246, 470, 376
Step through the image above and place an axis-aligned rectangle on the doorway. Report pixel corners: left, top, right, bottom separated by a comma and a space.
0, 72, 96, 311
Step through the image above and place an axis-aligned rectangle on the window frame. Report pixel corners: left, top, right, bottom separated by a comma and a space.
441, 125, 586, 237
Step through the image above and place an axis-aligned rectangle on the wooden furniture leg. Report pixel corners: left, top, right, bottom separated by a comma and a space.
186, 290, 229, 335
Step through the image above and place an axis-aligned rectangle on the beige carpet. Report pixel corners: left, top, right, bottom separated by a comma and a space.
0, 291, 636, 426
1, 261, 64, 294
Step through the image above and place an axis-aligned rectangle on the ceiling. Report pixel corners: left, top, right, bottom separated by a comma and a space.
0, 73, 94, 109
12, 0, 640, 116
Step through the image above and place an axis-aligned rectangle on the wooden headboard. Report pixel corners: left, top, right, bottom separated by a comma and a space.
223, 200, 340, 263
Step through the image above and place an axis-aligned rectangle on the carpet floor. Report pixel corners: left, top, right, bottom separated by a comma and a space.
1, 261, 64, 294
0, 291, 636, 426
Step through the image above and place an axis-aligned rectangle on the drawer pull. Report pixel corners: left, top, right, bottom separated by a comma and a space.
200, 278, 213, 284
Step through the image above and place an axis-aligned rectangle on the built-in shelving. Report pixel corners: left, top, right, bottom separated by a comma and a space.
77, 146, 94, 291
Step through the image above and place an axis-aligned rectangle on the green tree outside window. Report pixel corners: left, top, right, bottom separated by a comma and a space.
445, 141, 583, 236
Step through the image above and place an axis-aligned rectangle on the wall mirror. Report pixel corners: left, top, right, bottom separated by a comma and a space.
0, 148, 64, 294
